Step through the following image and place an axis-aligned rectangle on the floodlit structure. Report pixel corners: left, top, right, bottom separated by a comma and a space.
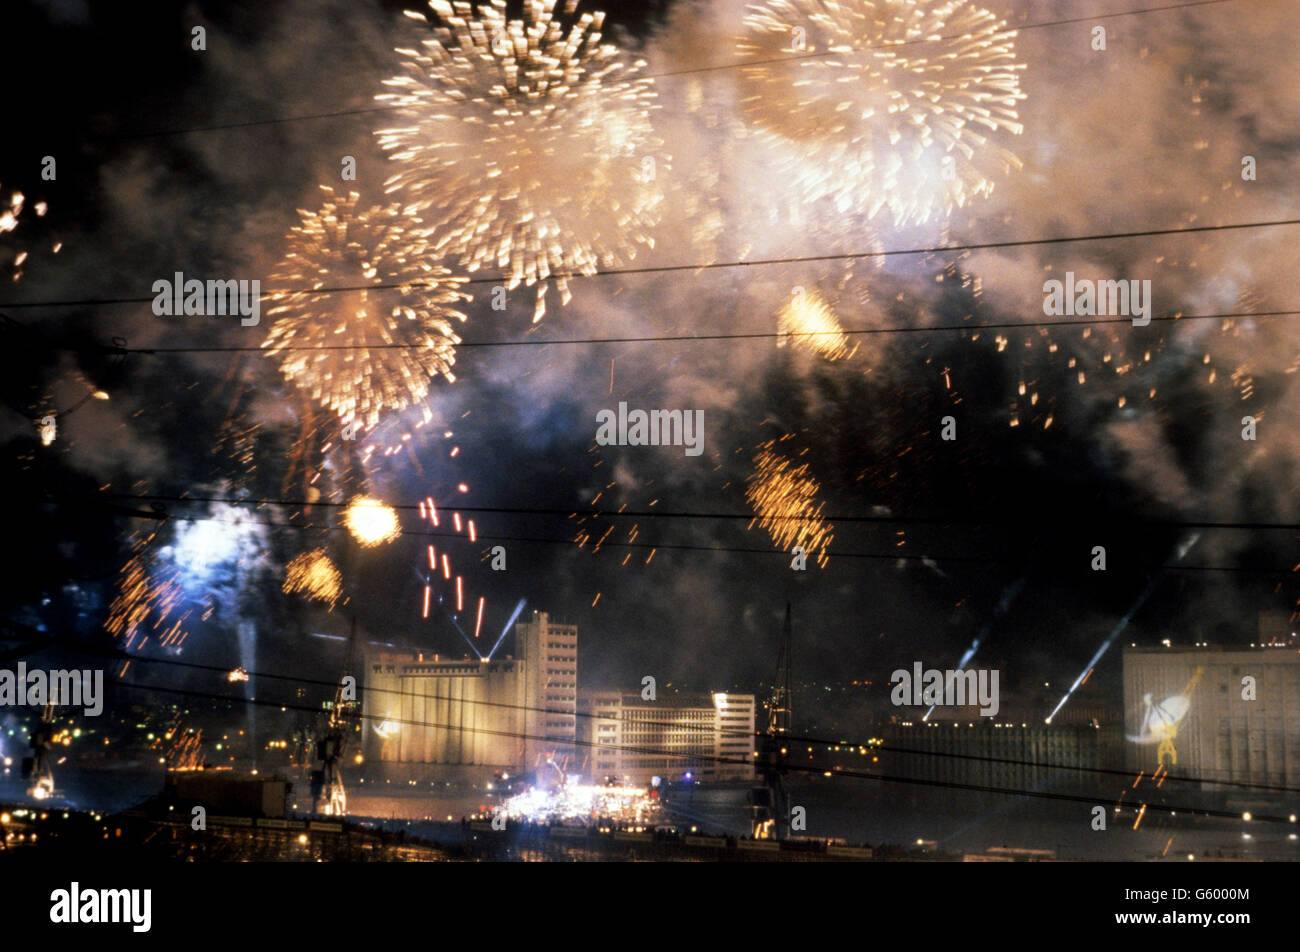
577, 691, 756, 784
361, 612, 576, 779
1122, 646, 1300, 788
879, 721, 1124, 791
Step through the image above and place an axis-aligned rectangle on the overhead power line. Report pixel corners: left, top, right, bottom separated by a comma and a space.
16, 308, 1294, 357
67, 503, 1300, 576
94, 491, 1300, 532
70, 642, 1300, 797
94, 674, 1300, 825
3, 217, 1298, 314
11, 614, 1298, 801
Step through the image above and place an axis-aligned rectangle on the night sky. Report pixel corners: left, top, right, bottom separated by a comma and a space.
1, 0, 1296, 730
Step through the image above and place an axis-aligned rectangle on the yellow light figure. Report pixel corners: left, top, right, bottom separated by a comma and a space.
1129, 667, 1204, 768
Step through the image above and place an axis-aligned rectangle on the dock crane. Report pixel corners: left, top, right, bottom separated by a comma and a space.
311, 618, 362, 816
23, 703, 56, 801
750, 603, 793, 839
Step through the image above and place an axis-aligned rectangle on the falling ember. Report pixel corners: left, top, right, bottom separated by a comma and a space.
2, 188, 53, 282
474, 596, 485, 639
746, 440, 834, 568
468, 520, 477, 543
777, 288, 856, 360
442, 554, 451, 580
428, 545, 437, 569
456, 575, 463, 612
343, 496, 402, 547
457, 483, 468, 494
282, 548, 344, 609
261, 187, 470, 429
592, 592, 601, 607
375, 0, 666, 323
427, 496, 438, 526
423, 584, 431, 618
0, 190, 23, 234
453, 512, 462, 534
735, 0, 1026, 225
106, 537, 191, 651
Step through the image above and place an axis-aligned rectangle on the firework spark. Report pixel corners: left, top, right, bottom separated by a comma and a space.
0, 189, 25, 236
262, 187, 469, 428
746, 439, 834, 567
2, 187, 51, 281
282, 548, 344, 609
344, 495, 402, 546
106, 534, 191, 655
374, 0, 665, 322
152, 713, 206, 771
416, 487, 492, 655
777, 287, 857, 359
735, 0, 1026, 225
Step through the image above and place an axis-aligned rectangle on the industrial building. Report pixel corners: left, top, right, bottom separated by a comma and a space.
361, 609, 756, 786
1122, 645, 1300, 790
878, 721, 1124, 792
577, 691, 756, 784
361, 611, 577, 780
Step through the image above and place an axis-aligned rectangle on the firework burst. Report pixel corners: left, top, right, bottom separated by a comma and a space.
262, 187, 469, 429
283, 548, 344, 609
746, 439, 834, 567
777, 286, 857, 360
106, 534, 192, 658
735, 0, 1026, 225
374, 0, 665, 322
344, 495, 402, 547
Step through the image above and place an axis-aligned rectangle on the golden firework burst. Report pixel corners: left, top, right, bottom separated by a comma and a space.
106, 537, 190, 653
262, 187, 469, 428
735, 0, 1026, 225
374, 0, 666, 322
777, 287, 857, 360
746, 439, 834, 567
344, 496, 402, 547
282, 548, 344, 609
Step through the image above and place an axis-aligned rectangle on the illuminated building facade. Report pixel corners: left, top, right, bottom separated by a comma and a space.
878, 721, 1123, 791
361, 611, 577, 778
1122, 646, 1300, 789
516, 611, 578, 766
577, 691, 756, 784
